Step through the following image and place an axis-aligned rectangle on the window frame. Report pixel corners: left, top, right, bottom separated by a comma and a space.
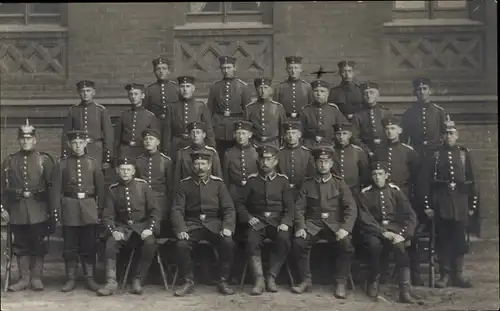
393, 0, 470, 20
0, 3, 65, 26
186, 2, 265, 24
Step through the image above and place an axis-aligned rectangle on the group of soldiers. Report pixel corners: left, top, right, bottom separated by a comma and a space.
1, 55, 479, 304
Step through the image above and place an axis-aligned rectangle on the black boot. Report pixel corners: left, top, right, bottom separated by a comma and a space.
174, 279, 195, 297
249, 256, 265, 296
367, 274, 380, 299
398, 267, 414, 304
82, 262, 100, 292
451, 256, 472, 288
8, 256, 30, 292
217, 279, 234, 295
435, 262, 451, 288
130, 257, 152, 295
266, 275, 278, 293
30, 256, 45, 291
61, 261, 77, 292
291, 278, 312, 294
96, 259, 118, 296
334, 278, 347, 299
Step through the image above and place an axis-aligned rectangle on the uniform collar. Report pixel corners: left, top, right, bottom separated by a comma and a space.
146, 150, 159, 157
287, 77, 299, 83
315, 174, 332, 183
191, 143, 205, 151
335, 143, 350, 149
79, 100, 94, 107
236, 143, 252, 150
367, 103, 379, 110
131, 105, 145, 111
71, 152, 85, 158
193, 176, 210, 185
417, 100, 432, 108
373, 183, 388, 190
285, 143, 301, 150
259, 171, 277, 181
258, 98, 272, 104
313, 100, 328, 107
181, 97, 194, 103
223, 76, 235, 81
443, 144, 458, 150
388, 140, 401, 146
20, 149, 35, 156
119, 178, 134, 186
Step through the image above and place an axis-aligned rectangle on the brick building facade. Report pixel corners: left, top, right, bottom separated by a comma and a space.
0, 1, 498, 237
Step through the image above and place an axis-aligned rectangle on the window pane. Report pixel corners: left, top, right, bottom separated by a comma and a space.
394, 1, 427, 10
229, 2, 260, 12
30, 3, 61, 14
189, 2, 222, 13
437, 0, 466, 9
0, 3, 24, 14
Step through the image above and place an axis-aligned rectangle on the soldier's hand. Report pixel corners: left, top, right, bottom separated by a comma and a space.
468, 209, 475, 217
1, 210, 9, 223
295, 229, 307, 239
248, 217, 260, 227
336, 228, 349, 240
102, 162, 110, 170
177, 232, 189, 240
382, 231, 394, 241
112, 231, 124, 241
392, 234, 405, 245
141, 229, 153, 240
277, 224, 289, 232
220, 229, 232, 237
424, 208, 434, 218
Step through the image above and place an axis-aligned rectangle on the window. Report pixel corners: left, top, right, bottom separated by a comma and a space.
186, 2, 265, 23
0, 3, 63, 25
394, 0, 470, 19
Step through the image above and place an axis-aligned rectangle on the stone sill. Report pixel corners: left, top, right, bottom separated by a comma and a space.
0, 24, 68, 33
384, 18, 483, 27
174, 22, 272, 31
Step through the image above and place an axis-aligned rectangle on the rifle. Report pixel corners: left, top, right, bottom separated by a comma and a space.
3, 224, 12, 292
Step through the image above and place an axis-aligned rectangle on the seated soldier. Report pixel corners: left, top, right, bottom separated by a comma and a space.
97, 157, 161, 296
171, 151, 236, 297
291, 145, 357, 298
357, 161, 417, 303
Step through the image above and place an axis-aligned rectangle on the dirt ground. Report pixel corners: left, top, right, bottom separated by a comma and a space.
1, 240, 499, 311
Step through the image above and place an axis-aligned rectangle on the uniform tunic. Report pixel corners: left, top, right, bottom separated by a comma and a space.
144, 80, 179, 120
328, 82, 365, 121
273, 78, 314, 120
222, 143, 259, 199
244, 98, 286, 148
352, 104, 390, 153
332, 144, 370, 191
300, 102, 348, 149
277, 145, 315, 193
114, 106, 158, 158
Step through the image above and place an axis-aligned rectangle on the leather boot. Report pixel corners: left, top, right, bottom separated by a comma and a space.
174, 279, 194, 297
435, 262, 451, 288
367, 274, 380, 298
451, 256, 472, 288
249, 256, 265, 296
130, 258, 151, 295
130, 278, 144, 295
82, 262, 100, 292
291, 278, 312, 294
61, 261, 77, 292
30, 256, 45, 291
8, 256, 31, 292
96, 259, 118, 296
266, 275, 278, 293
398, 267, 414, 304
411, 270, 424, 286
217, 279, 234, 295
334, 278, 347, 299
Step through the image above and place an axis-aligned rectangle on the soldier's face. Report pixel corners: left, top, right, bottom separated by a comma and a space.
258, 156, 277, 173
78, 87, 95, 102
385, 125, 402, 141
190, 129, 206, 145
414, 85, 432, 102
364, 88, 379, 106
154, 64, 170, 80
234, 129, 252, 145
128, 89, 145, 106
256, 85, 272, 99
193, 159, 211, 177
180, 83, 195, 99
335, 131, 352, 146
443, 130, 459, 146
315, 158, 333, 175
143, 135, 160, 151
285, 129, 301, 145
221, 64, 236, 79
69, 138, 88, 155
312, 87, 329, 103
19, 136, 36, 151
286, 64, 302, 79
339, 65, 354, 82
372, 169, 388, 187
117, 164, 136, 181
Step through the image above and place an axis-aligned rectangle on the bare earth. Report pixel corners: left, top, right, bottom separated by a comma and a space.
1, 240, 498, 311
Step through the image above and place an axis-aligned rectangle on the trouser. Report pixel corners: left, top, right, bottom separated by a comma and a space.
436, 219, 468, 274
216, 140, 235, 164
246, 226, 291, 278
176, 227, 235, 282
362, 234, 409, 281
11, 222, 49, 257
292, 228, 354, 282
62, 225, 97, 263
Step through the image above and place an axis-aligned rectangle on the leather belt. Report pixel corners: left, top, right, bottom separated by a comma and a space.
218, 111, 243, 117
186, 212, 218, 220
382, 220, 389, 225
64, 192, 95, 199
159, 113, 167, 119
306, 212, 331, 220
286, 112, 299, 118
289, 184, 296, 189
261, 211, 279, 218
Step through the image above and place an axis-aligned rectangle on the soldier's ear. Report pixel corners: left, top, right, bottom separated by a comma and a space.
396, 126, 403, 135
140, 92, 146, 100
192, 85, 196, 92
248, 131, 253, 138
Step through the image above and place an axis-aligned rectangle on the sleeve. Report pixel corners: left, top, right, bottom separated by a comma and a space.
278, 106, 286, 144
400, 111, 410, 145
101, 107, 115, 163
306, 154, 316, 178
113, 114, 123, 156
355, 193, 384, 237
103, 188, 116, 233
357, 148, 371, 187
171, 183, 188, 234
50, 161, 63, 221
235, 182, 252, 224
339, 180, 358, 233
241, 84, 253, 110
94, 162, 106, 215
219, 183, 236, 232
465, 149, 479, 212
206, 84, 217, 114
351, 114, 362, 141
173, 150, 183, 194
42, 154, 55, 208
423, 151, 439, 210
294, 185, 307, 230
222, 150, 230, 187
145, 185, 161, 232
61, 108, 73, 157
408, 148, 421, 198
307, 84, 315, 106
211, 151, 223, 178
0, 158, 10, 211
390, 190, 417, 240
201, 104, 216, 147
164, 158, 174, 214
244, 104, 251, 121
272, 85, 280, 103
162, 105, 172, 156
280, 179, 295, 226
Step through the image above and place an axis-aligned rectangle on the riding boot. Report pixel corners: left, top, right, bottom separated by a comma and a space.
8, 256, 31, 292
451, 255, 472, 288
96, 259, 118, 296
82, 261, 100, 292
398, 267, 414, 304
249, 256, 265, 296
30, 256, 45, 291
61, 261, 77, 292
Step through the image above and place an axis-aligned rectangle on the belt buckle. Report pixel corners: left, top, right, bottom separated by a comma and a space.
85, 138, 93, 143
224, 111, 231, 117
127, 220, 134, 225
199, 214, 206, 221
347, 114, 353, 120
374, 138, 381, 145
241, 180, 247, 186
289, 184, 295, 189
321, 213, 329, 219
290, 112, 297, 118
160, 114, 166, 119
77, 192, 86, 199
264, 212, 271, 218
129, 141, 137, 147
182, 134, 190, 139
315, 136, 323, 143
423, 141, 429, 146
449, 182, 456, 191
261, 136, 269, 142
382, 220, 389, 225
22, 191, 32, 198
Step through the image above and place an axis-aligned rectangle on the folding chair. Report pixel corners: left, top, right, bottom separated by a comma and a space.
315, 239, 356, 290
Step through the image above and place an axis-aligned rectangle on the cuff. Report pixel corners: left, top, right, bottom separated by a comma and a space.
0, 204, 5, 213
104, 149, 112, 164
53, 209, 59, 222
424, 196, 431, 209
472, 196, 478, 210
148, 220, 156, 231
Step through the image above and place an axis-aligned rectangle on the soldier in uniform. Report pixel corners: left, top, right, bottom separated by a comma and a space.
163, 76, 216, 161
277, 121, 315, 199
97, 157, 161, 296
291, 146, 357, 298
173, 122, 222, 191
135, 128, 174, 236
171, 151, 236, 296
61, 80, 114, 169
427, 119, 477, 288
327, 60, 365, 121
236, 145, 295, 295
244, 78, 286, 149
0, 120, 54, 292
207, 56, 252, 162
352, 82, 390, 156
357, 161, 417, 303
51, 130, 105, 293
115, 83, 159, 159
301, 80, 348, 149
273, 56, 314, 121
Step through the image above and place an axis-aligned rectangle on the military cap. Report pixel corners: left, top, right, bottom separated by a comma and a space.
333, 122, 353, 133
18, 118, 36, 138
67, 130, 89, 141
371, 161, 389, 172
76, 80, 95, 90
116, 156, 136, 167
381, 115, 400, 127
443, 115, 457, 133
311, 145, 334, 160
219, 56, 236, 65
285, 56, 303, 65
233, 120, 253, 132
283, 121, 302, 132
337, 60, 356, 69
254, 77, 273, 88
124, 83, 146, 91
177, 76, 196, 85
256, 145, 280, 158
186, 121, 206, 132
152, 57, 171, 67
361, 81, 379, 90
141, 128, 161, 140
412, 77, 432, 89
310, 80, 330, 90
190, 151, 212, 162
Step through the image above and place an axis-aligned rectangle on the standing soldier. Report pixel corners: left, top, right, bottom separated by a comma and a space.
273, 56, 314, 121
207, 56, 252, 162
277, 121, 315, 199
97, 157, 161, 296
1, 120, 54, 292
51, 130, 105, 293
163, 76, 216, 161
171, 151, 236, 296
328, 60, 365, 121
291, 146, 357, 298
245, 78, 286, 149
301, 80, 348, 149
61, 80, 113, 169
115, 83, 159, 159
236, 145, 295, 295
427, 119, 477, 288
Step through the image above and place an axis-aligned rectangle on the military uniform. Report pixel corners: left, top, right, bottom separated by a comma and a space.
292, 147, 356, 297
327, 61, 365, 121
171, 152, 236, 295
51, 130, 105, 292
61, 80, 114, 166
0, 120, 54, 291
207, 56, 252, 160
